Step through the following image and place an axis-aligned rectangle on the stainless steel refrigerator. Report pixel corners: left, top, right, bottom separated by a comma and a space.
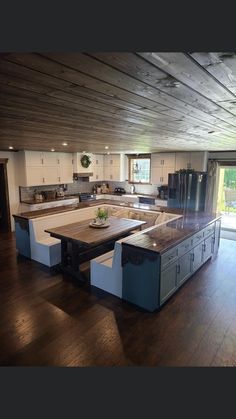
167, 170, 208, 211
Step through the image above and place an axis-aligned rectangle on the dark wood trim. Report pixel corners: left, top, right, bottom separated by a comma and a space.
0, 158, 11, 232
218, 160, 236, 166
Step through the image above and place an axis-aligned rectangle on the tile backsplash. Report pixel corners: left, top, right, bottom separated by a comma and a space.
20, 178, 162, 201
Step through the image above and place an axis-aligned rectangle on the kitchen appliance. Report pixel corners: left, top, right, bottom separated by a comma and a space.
130, 184, 135, 194
167, 170, 207, 211
114, 187, 126, 195
157, 185, 168, 200
78, 193, 96, 202
138, 196, 155, 205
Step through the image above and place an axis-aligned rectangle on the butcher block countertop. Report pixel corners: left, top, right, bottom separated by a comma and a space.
13, 199, 181, 220
122, 213, 221, 255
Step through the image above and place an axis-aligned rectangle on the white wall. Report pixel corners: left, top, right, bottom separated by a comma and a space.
0, 152, 20, 231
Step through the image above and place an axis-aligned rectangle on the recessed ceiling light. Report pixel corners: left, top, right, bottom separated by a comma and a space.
62, 142, 68, 146
105, 146, 109, 150
107, 152, 110, 155
9, 146, 14, 150
51, 148, 55, 152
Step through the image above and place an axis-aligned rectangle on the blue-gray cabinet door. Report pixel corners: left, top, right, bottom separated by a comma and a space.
191, 242, 203, 273
177, 252, 192, 286
203, 235, 213, 262
160, 262, 177, 305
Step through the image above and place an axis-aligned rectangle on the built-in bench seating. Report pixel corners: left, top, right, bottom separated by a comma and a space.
29, 206, 99, 266
90, 210, 181, 297
28, 203, 181, 267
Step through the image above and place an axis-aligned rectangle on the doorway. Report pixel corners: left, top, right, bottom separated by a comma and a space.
0, 159, 11, 233
217, 165, 236, 233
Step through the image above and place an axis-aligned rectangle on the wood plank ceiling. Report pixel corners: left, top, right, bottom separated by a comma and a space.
1, 52, 236, 153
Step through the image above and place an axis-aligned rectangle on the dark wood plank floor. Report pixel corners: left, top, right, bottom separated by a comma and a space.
1, 232, 236, 366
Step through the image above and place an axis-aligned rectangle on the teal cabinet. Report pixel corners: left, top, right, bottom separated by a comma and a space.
122, 220, 221, 312
177, 251, 192, 286
191, 242, 203, 273
160, 262, 177, 305
203, 235, 214, 262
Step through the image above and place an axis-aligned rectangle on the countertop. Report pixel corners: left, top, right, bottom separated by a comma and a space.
21, 193, 167, 205
20, 195, 79, 205
13, 199, 178, 220
122, 213, 221, 255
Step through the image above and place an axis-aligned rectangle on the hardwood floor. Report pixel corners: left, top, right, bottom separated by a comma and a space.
1, 232, 236, 366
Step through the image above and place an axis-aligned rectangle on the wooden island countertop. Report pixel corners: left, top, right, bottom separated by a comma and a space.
122, 212, 221, 255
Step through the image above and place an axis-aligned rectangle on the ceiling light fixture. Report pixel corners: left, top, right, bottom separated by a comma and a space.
9, 146, 14, 150
51, 148, 55, 152
105, 146, 109, 150
62, 142, 68, 146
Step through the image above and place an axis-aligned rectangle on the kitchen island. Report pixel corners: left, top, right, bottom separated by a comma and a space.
122, 213, 221, 312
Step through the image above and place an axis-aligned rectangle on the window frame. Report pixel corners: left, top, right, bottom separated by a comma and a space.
128, 154, 151, 184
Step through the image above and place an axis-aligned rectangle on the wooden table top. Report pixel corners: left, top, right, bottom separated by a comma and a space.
45, 216, 146, 246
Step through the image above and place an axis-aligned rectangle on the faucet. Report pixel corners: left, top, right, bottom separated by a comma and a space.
130, 184, 135, 194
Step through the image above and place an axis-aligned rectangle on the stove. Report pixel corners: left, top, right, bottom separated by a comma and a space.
77, 192, 96, 202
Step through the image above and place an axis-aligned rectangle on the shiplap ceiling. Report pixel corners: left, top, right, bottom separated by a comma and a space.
1, 52, 236, 153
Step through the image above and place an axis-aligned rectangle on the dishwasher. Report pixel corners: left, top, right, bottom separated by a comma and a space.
138, 196, 155, 205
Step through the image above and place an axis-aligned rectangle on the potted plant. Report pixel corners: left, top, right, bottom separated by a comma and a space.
96, 207, 109, 224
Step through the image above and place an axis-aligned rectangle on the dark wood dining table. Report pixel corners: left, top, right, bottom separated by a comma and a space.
45, 216, 146, 280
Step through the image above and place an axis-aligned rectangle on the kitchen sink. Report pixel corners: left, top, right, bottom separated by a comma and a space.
122, 194, 137, 198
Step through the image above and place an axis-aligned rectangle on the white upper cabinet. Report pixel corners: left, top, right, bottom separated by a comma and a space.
103, 154, 126, 181
24, 150, 44, 166
42, 152, 60, 167
151, 153, 175, 185
175, 153, 190, 171
151, 153, 175, 168
175, 152, 208, 172
58, 152, 73, 167
18, 150, 73, 186
90, 154, 104, 182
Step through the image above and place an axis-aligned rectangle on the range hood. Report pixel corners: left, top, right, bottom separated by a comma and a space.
73, 172, 93, 180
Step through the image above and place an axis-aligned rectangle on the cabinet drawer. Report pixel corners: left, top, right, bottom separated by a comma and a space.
177, 237, 192, 257
192, 230, 204, 246
203, 223, 215, 238
161, 247, 178, 271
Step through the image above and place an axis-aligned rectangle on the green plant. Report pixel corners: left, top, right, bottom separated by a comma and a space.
80, 154, 91, 168
96, 207, 108, 221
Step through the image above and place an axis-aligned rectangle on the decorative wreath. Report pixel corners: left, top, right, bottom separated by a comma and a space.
80, 154, 92, 168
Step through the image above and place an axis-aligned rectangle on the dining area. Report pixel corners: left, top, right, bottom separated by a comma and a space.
45, 214, 146, 281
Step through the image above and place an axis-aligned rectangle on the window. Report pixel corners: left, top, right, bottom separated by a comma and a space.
128, 155, 151, 184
